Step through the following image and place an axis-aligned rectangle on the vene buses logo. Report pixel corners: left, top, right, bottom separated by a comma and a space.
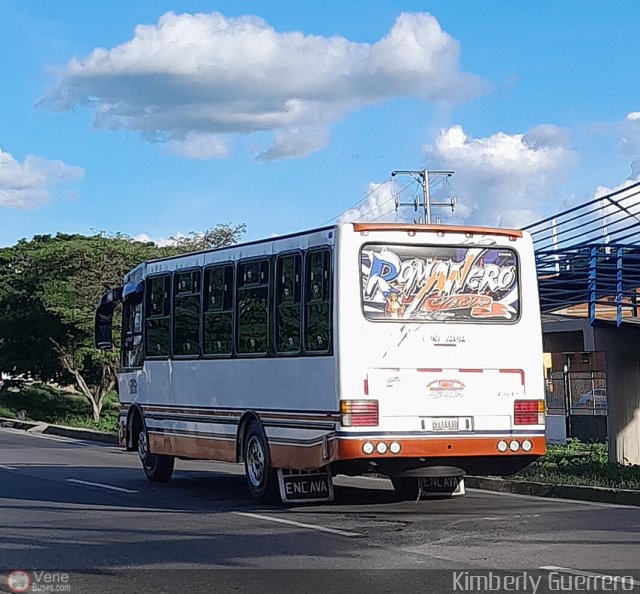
6, 571, 30, 593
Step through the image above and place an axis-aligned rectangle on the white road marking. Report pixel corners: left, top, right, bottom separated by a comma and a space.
468, 487, 640, 510
233, 511, 362, 538
540, 566, 640, 587
66, 479, 138, 494
0, 464, 16, 470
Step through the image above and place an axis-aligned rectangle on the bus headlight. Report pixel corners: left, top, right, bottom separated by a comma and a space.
521, 439, 533, 452
497, 440, 508, 452
362, 442, 374, 455
509, 440, 520, 452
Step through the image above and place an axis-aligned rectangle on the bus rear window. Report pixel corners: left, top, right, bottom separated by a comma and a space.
361, 244, 519, 323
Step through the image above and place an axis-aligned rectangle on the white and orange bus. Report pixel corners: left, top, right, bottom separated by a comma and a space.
96, 222, 545, 503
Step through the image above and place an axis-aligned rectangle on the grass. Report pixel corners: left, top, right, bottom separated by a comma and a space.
514, 438, 640, 491
0, 384, 118, 433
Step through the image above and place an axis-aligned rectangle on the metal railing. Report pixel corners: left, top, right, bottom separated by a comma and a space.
524, 180, 640, 326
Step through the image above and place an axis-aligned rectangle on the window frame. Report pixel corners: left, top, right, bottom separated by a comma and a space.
144, 273, 172, 360
202, 261, 235, 359
121, 289, 144, 371
235, 257, 272, 358
274, 250, 303, 356
303, 247, 333, 356
171, 267, 203, 359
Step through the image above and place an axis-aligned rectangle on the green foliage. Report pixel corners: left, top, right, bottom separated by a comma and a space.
0, 406, 17, 419
169, 223, 246, 254
516, 438, 640, 490
0, 224, 245, 420
0, 385, 117, 432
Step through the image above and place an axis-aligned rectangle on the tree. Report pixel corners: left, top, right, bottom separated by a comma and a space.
0, 224, 245, 422
169, 223, 246, 254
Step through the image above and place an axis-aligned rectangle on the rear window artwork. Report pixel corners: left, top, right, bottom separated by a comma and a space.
361, 244, 519, 323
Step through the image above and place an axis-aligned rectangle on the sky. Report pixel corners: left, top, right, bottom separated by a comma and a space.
2, 1, 640, 246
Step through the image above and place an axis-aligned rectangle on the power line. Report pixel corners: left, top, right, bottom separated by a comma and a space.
350, 179, 416, 222
320, 175, 393, 226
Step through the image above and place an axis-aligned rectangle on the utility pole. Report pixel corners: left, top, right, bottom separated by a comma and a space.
391, 169, 456, 224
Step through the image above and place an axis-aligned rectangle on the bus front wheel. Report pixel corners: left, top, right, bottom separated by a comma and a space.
243, 422, 279, 504
138, 429, 174, 483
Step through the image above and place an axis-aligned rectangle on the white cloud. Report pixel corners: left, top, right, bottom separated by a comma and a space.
423, 124, 578, 227
339, 180, 406, 223
40, 11, 485, 161
133, 232, 181, 247
165, 132, 229, 159
0, 149, 84, 209
621, 111, 640, 178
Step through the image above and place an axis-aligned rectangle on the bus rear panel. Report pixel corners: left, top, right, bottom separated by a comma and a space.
333, 224, 545, 479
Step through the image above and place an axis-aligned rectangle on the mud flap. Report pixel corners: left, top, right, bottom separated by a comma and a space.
277, 467, 335, 503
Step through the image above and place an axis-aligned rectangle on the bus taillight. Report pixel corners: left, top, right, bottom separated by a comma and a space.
514, 400, 545, 425
340, 400, 379, 427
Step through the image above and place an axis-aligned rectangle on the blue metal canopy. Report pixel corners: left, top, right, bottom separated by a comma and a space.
524, 180, 640, 326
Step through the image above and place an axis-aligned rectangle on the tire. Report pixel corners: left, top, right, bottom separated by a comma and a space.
391, 477, 421, 501
243, 421, 279, 504
138, 428, 174, 483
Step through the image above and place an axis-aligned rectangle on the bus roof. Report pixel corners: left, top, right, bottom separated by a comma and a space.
132, 221, 523, 273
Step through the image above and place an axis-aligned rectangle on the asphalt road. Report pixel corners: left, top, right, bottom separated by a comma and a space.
1, 427, 639, 593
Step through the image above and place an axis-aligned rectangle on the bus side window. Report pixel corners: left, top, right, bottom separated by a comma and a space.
275, 254, 302, 354
203, 265, 234, 356
173, 270, 201, 357
236, 259, 270, 355
304, 249, 332, 353
122, 299, 143, 369
145, 275, 171, 358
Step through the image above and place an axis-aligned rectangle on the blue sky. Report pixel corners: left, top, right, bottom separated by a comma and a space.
2, 1, 640, 246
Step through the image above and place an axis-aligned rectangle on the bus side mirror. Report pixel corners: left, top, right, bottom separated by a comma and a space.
95, 287, 123, 350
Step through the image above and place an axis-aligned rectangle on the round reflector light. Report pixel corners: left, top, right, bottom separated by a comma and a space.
362, 442, 374, 455
521, 439, 533, 452
509, 440, 520, 452
497, 440, 508, 452
376, 442, 388, 454
389, 441, 401, 454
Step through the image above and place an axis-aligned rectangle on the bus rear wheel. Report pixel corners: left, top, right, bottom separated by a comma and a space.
138, 429, 174, 483
244, 422, 279, 504
391, 477, 420, 501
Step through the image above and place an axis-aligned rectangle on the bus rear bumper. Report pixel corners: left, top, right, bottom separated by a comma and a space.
334, 434, 544, 477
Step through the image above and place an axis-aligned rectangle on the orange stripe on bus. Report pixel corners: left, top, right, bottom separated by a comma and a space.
352, 223, 523, 238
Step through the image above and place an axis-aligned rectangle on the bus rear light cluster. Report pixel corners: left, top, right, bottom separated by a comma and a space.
514, 400, 545, 425
361, 441, 401, 455
496, 438, 534, 453
340, 400, 378, 427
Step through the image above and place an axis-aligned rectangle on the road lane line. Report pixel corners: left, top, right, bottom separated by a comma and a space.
540, 566, 640, 587
468, 487, 640, 510
0, 464, 16, 470
232, 511, 362, 538
66, 479, 138, 494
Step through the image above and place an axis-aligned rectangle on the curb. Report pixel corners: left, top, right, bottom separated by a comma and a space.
466, 475, 640, 507
0, 416, 117, 444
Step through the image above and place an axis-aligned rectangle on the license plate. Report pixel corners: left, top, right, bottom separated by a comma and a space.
432, 418, 459, 431
277, 469, 334, 503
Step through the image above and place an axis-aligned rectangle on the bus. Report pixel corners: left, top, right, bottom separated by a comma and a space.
95, 222, 545, 503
